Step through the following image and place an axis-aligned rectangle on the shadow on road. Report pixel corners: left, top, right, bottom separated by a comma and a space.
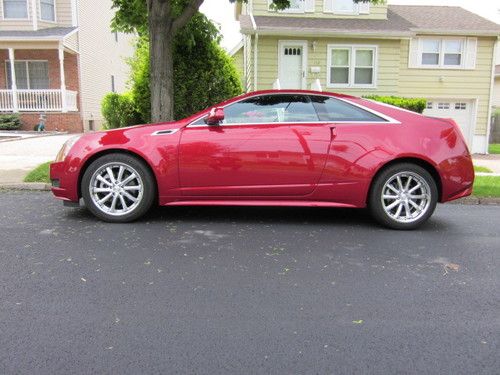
64, 203, 449, 231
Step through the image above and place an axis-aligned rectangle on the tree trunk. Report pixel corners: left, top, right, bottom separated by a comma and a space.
148, 1, 174, 123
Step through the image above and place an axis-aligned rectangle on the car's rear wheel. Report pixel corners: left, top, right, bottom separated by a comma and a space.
81, 153, 155, 223
369, 163, 438, 230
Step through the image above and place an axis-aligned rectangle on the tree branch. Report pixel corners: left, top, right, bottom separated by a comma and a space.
172, 0, 205, 32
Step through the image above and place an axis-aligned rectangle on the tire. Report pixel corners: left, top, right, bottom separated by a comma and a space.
368, 163, 438, 230
81, 153, 156, 223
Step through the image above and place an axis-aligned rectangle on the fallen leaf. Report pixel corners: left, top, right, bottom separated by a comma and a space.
81, 277, 86, 282
352, 320, 364, 324
445, 263, 460, 271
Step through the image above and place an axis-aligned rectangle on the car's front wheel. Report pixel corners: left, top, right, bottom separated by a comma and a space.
81, 153, 155, 222
369, 163, 438, 230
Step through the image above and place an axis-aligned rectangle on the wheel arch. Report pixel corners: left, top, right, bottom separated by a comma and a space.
367, 157, 443, 205
77, 148, 159, 199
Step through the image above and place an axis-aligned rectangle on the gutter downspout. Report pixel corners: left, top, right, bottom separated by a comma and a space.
485, 38, 498, 154
250, 14, 257, 92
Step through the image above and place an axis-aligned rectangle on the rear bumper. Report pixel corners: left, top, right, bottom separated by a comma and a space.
440, 154, 475, 203
50, 161, 79, 202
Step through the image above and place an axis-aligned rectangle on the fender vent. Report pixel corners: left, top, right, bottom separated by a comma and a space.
152, 129, 179, 136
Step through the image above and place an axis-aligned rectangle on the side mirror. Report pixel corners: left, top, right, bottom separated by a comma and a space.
206, 107, 224, 125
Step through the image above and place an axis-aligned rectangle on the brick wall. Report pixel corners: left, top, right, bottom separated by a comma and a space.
19, 113, 83, 133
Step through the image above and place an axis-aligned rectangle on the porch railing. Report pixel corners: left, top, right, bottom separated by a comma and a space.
0, 89, 78, 112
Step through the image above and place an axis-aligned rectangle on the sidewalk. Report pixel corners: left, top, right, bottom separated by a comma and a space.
0, 134, 74, 183
472, 154, 500, 174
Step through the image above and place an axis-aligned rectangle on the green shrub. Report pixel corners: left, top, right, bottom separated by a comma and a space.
363, 95, 427, 114
101, 92, 142, 129
0, 114, 21, 130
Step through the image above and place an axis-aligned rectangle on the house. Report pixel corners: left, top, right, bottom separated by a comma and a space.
231, 0, 500, 153
494, 65, 500, 108
0, 0, 134, 132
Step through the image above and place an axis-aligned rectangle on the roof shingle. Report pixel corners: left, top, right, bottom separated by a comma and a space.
240, 5, 500, 36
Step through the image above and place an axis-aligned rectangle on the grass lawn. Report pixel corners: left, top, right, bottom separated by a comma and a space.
474, 165, 492, 173
22, 161, 500, 197
489, 144, 500, 154
473, 176, 500, 197
24, 161, 51, 183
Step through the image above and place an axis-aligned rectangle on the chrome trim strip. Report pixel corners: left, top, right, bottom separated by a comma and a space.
187, 92, 401, 128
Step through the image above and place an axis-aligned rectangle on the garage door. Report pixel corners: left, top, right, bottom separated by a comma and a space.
423, 100, 473, 146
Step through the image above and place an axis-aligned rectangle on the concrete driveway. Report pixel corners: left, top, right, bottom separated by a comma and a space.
0, 134, 73, 183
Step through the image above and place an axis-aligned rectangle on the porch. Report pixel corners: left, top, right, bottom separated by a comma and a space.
0, 89, 78, 112
0, 30, 80, 114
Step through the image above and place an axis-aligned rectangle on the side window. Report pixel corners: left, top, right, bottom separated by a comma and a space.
223, 95, 318, 124
193, 95, 319, 125
310, 95, 386, 122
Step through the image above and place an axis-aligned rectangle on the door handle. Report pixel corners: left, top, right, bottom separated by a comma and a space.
330, 127, 337, 140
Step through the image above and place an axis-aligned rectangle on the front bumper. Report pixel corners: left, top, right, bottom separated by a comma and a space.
50, 161, 79, 202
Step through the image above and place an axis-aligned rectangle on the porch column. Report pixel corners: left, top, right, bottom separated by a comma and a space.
58, 45, 68, 113
8, 48, 18, 113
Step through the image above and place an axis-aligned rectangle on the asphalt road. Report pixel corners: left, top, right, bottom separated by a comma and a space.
0, 191, 499, 375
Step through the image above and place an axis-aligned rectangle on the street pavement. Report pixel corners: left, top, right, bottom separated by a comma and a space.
0, 134, 73, 183
0, 191, 498, 375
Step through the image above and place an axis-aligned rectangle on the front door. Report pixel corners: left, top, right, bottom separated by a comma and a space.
178, 94, 331, 197
279, 41, 306, 89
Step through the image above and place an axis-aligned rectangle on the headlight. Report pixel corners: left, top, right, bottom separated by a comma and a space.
55, 135, 82, 162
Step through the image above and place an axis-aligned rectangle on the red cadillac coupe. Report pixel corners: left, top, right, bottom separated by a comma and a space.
50, 90, 474, 229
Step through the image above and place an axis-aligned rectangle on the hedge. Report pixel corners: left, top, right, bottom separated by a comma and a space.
363, 95, 427, 114
101, 92, 143, 129
0, 114, 21, 130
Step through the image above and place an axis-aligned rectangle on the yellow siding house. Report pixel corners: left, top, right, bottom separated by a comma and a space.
231, 0, 500, 153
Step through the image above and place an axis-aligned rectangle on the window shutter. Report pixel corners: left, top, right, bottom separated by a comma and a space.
465, 37, 477, 69
358, 2, 370, 14
323, 0, 333, 13
408, 38, 420, 68
305, 0, 315, 12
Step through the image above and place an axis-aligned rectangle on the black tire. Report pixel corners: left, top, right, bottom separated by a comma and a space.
368, 163, 438, 230
81, 153, 156, 223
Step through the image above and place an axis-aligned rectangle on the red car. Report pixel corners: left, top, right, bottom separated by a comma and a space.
50, 90, 474, 229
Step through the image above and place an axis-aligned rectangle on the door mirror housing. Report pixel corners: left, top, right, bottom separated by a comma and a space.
206, 107, 224, 125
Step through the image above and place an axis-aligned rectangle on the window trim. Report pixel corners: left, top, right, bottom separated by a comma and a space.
5, 59, 50, 90
38, 0, 57, 23
2, 0, 29, 20
418, 37, 466, 69
327, 44, 378, 89
187, 93, 399, 127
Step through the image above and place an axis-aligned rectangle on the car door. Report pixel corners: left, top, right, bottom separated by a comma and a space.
178, 94, 332, 197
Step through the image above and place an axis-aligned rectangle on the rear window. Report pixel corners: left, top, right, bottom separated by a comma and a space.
310, 95, 387, 122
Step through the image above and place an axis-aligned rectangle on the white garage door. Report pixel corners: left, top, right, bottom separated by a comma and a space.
423, 100, 473, 146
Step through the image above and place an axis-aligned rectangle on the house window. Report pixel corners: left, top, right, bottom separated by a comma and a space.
455, 102, 467, 110
3, 0, 28, 19
40, 0, 55, 21
327, 45, 376, 88
270, 0, 305, 13
421, 38, 464, 68
426, 102, 433, 109
332, 0, 355, 13
6, 61, 49, 89
437, 102, 450, 110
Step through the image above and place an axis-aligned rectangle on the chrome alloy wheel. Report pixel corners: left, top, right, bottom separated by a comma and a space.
381, 171, 431, 224
89, 162, 144, 216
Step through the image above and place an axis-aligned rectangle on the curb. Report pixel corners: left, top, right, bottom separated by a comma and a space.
0, 182, 51, 191
0, 184, 498, 205
448, 196, 500, 206
0, 132, 69, 143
